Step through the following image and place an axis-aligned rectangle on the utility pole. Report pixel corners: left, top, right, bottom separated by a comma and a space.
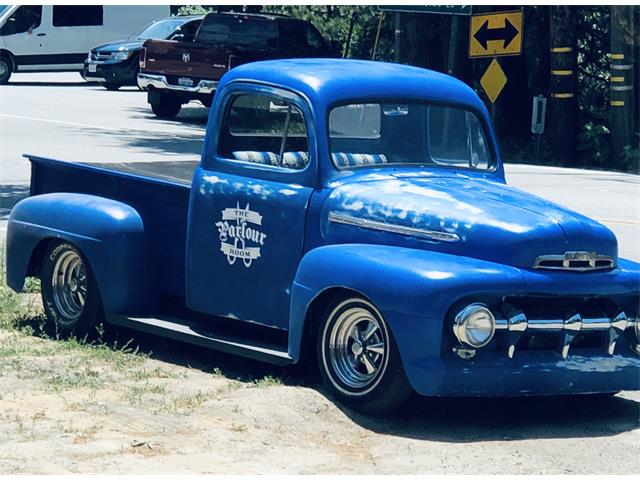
610, 5, 637, 164
549, 6, 578, 166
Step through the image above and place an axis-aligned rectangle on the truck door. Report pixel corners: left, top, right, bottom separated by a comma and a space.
187, 85, 316, 330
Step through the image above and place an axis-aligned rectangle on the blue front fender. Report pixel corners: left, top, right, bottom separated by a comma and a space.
288, 244, 526, 365
6, 193, 156, 314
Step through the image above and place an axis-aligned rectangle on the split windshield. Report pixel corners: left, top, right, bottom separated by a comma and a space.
329, 102, 494, 171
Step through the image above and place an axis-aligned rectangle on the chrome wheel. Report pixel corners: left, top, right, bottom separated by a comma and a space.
51, 250, 87, 322
324, 300, 389, 393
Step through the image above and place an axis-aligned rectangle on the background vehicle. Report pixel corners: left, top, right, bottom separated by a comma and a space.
6, 60, 639, 413
0, 5, 169, 84
138, 12, 338, 118
82, 15, 203, 91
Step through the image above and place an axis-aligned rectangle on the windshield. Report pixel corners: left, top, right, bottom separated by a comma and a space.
198, 16, 277, 48
329, 102, 493, 171
135, 18, 188, 40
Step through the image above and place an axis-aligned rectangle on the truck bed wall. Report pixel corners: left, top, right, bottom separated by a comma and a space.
29, 157, 191, 301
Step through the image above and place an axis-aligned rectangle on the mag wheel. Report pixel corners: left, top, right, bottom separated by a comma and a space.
41, 241, 104, 338
318, 295, 413, 413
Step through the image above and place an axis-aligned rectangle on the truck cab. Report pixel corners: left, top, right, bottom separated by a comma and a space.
7, 59, 640, 413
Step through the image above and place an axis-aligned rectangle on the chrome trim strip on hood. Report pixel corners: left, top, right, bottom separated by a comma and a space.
327, 211, 460, 243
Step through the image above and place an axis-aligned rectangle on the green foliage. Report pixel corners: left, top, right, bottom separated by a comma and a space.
620, 145, 640, 173
577, 122, 610, 166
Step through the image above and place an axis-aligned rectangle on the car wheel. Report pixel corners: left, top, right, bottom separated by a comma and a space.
150, 93, 182, 118
41, 241, 105, 338
104, 82, 122, 91
317, 295, 413, 413
0, 56, 12, 84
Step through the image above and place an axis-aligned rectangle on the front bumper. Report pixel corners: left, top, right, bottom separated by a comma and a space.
137, 73, 218, 94
82, 57, 138, 86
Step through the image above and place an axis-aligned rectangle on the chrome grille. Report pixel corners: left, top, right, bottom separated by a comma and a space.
90, 51, 111, 62
533, 251, 615, 272
496, 303, 636, 359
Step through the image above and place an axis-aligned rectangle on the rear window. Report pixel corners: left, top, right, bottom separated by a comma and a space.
198, 15, 277, 48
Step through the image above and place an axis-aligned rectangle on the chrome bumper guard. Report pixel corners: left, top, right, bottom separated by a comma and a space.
137, 73, 218, 94
494, 306, 638, 359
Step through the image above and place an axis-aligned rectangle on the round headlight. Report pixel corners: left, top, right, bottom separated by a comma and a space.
453, 303, 496, 348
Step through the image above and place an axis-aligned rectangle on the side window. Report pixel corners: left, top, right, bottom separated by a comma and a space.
178, 20, 201, 42
52, 6, 103, 27
0, 6, 42, 36
305, 24, 325, 50
218, 94, 310, 170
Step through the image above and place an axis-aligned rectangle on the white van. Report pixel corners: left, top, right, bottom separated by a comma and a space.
0, 5, 170, 83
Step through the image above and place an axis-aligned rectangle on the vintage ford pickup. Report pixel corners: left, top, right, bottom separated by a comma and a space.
6, 59, 640, 412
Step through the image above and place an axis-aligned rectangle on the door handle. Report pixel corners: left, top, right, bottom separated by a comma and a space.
36, 33, 46, 37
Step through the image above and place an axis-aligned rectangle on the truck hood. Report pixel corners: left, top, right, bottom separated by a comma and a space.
93, 39, 144, 54
321, 175, 618, 269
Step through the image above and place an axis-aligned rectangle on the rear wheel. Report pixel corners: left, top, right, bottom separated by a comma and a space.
0, 56, 12, 84
41, 241, 105, 338
317, 295, 413, 413
150, 92, 182, 118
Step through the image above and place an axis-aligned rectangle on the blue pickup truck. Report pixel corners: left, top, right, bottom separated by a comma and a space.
6, 59, 640, 412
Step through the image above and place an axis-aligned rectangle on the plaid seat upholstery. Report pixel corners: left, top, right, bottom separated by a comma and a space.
332, 152, 387, 167
232, 151, 309, 170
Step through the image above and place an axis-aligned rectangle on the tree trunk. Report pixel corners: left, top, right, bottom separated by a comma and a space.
549, 6, 579, 165
610, 5, 637, 163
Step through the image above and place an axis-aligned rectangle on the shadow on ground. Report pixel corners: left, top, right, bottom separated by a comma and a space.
14, 313, 640, 443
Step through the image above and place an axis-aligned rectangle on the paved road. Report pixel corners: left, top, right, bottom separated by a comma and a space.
1, 72, 639, 261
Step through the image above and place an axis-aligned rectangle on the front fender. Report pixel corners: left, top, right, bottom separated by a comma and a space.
6, 193, 156, 313
288, 244, 526, 365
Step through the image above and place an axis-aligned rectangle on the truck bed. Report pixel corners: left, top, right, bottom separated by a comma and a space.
27, 155, 197, 299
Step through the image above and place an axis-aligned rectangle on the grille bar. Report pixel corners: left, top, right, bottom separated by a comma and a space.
533, 251, 615, 272
495, 308, 635, 359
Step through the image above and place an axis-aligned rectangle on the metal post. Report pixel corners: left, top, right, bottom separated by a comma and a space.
371, 11, 385, 60
447, 16, 459, 76
394, 12, 402, 63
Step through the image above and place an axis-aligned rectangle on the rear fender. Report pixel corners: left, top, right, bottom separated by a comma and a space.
6, 193, 156, 314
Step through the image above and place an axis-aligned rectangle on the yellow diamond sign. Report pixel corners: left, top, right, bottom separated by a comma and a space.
480, 58, 507, 103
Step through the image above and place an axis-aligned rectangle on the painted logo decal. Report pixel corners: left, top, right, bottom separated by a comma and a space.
182, 52, 190, 62
215, 203, 267, 268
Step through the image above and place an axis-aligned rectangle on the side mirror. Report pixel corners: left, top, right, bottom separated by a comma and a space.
171, 33, 185, 42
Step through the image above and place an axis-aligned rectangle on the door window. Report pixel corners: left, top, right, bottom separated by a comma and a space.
218, 93, 310, 170
52, 6, 103, 27
0, 6, 42, 36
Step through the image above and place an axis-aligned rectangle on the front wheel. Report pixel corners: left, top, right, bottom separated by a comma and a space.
103, 82, 122, 91
0, 56, 12, 84
317, 295, 413, 413
41, 241, 105, 338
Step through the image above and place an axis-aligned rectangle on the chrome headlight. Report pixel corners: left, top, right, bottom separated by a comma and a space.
110, 51, 130, 61
453, 303, 496, 348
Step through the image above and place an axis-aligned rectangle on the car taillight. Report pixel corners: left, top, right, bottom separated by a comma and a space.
139, 48, 146, 68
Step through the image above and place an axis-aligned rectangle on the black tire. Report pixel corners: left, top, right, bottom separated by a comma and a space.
0, 56, 12, 84
41, 241, 105, 339
150, 93, 182, 118
104, 82, 122, 91
317, 294, 413, 413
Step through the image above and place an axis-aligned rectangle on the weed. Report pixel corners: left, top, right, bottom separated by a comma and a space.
252, 375, 284, 387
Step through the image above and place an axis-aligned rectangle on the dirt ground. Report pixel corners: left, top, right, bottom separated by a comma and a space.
0, 298, 639, 475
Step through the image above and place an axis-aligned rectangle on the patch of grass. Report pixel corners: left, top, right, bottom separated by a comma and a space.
252, 374, 284, 388
159, 391, 208, 415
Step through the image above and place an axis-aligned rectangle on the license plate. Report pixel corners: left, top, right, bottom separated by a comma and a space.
177, 77, 193, 87
88, 63, 97, 73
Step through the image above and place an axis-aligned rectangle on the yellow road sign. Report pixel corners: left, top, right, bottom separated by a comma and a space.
480, 58, 507, 103
469, 11, 523, 58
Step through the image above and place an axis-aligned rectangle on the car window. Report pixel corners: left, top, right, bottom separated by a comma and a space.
176, 19, 201, 42
329, 102, 493, 170
0, 5, 41, 36
52, 6, 103, 27
198, 15, 277, 49
218, 93, 310, 171
278, 20, 324, 52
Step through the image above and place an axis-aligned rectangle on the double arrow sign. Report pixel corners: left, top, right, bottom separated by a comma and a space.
469, 11, 523, 58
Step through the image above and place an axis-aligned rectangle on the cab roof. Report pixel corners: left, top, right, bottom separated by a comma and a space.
221, 59, 485, 112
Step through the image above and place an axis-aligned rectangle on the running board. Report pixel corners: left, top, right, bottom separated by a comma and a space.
107, 314, 293, 366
